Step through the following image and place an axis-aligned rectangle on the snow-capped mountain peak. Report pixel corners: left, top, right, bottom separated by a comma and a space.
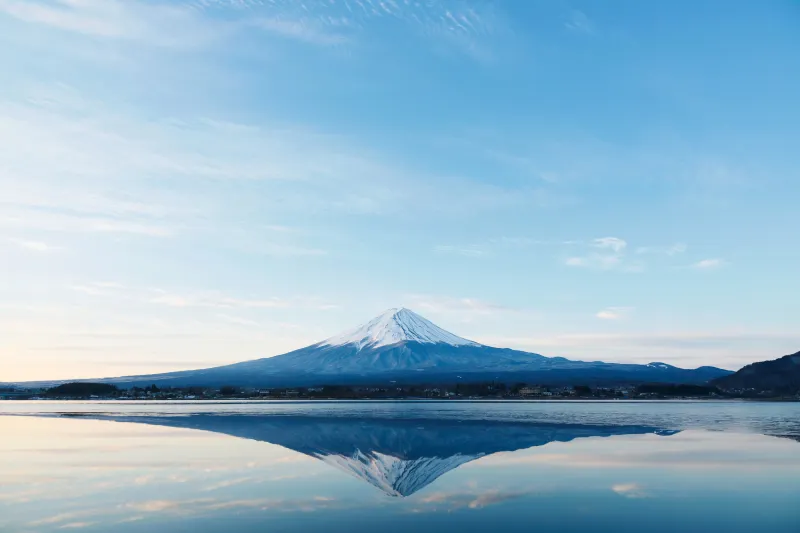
321, 308, 479, 350
317, 450, 478, 497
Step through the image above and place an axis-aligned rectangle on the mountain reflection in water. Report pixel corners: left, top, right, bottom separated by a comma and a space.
61, 414, 677, 497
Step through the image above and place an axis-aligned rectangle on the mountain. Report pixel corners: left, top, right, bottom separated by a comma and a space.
46, 413, 676, 497
50, 307, 730, 389
713, 351, 800, 394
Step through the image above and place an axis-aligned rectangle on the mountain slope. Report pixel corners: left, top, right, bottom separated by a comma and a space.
713, 351, 800, 394
68, 307, 731, 388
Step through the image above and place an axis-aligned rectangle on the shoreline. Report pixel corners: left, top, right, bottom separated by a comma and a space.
1, 397, 798, 404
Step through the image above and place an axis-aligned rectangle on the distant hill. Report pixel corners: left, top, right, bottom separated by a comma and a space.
713, 351, 800, 394
47, 382, 119, 397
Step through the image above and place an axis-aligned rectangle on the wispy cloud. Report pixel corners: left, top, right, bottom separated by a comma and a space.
467, 489, 529, 509
226, 239, 327, 258
31, 512, 91, 527
692, 258, 727, 270
1, 90, 380, 184
147, 290, 286, 310
201, 0, 509, 60
596, 307, 634, 320
592, 237, 627, 253
406, 294, 511, 316
565, 10, 594, 34
253, 17, 350, 46
0, 209, 175, 237
565, 256, 587, 267
202, 477, 256, 492
481, 149, 561, 183
7, 237, 62, 253
126, 499, 201, 513
403, 294, 537, 326
490, 237, 582, 247
482, 332, 800, 351
479, 431, 800, 470
434, 244, 487, 257
435, 237, 583, 258
2, 84, 574, 251
476, 331, 800, 369
68, 282, 336, 312
436, 236, 693, 274
0, 0, 214, 46
414, 488, 532, 512
0, 85, 399, 243
565, 254, 631, 270
215, 314, 262, 328
125, 495, 347, 516
611, 483, 649, 499
636, 243, 687, 256
566, 237, 645, 272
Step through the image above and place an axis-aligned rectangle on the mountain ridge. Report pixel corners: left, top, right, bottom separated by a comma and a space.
713, 350, 800, 394
14, 307, 732, 388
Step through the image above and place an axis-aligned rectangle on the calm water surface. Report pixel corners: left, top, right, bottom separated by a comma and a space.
1, 401, 798, 533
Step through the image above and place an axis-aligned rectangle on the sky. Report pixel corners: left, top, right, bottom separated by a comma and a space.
1, 0, 799, 381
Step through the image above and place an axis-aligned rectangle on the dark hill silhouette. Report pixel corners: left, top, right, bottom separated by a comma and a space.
713, 351, 800, 394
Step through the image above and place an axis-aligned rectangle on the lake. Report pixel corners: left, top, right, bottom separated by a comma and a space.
1, 401, 798, 533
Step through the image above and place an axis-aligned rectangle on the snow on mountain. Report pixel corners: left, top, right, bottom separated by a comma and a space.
321, 308, 478, 350
318, 450, 478, 497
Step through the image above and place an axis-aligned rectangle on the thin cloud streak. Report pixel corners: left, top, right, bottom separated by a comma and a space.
565, 9, 594, 34
253, 17, 350, 46
405, 294, 513, 315
0, 0, 216, 46
7, 237, 62, 252
611, 483, 648, 499
68, 282, 337, 312
596, 307, 634, 320
434, 244, 487, 257
692, 258, 727, 270
475, 332, 800, 369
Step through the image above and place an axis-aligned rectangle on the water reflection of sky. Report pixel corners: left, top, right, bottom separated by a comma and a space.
1, 404, 799, 533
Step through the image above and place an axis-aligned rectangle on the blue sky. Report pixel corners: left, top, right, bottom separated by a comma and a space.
1, 0, 799, 380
